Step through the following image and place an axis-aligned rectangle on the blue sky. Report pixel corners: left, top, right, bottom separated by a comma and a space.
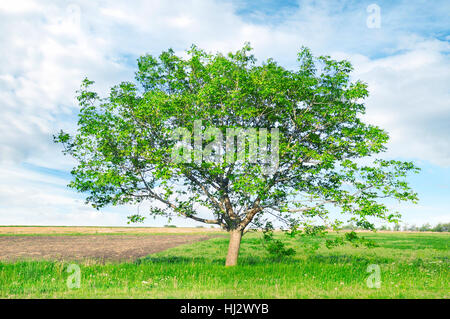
0, 0, 448, 227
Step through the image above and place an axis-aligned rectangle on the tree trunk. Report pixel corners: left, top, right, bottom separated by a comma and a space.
225, 229, 242, 266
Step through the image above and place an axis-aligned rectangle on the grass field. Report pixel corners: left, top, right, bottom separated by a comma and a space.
0, 229, 448, 298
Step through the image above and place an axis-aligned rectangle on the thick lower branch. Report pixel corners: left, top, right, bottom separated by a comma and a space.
238, 198, 261, 230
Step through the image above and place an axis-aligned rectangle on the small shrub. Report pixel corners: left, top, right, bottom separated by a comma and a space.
261, 222, 295, 259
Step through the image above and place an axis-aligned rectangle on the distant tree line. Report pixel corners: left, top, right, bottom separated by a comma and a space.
341, 222, 449, 232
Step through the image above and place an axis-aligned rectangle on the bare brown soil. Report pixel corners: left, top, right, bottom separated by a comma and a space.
0, 226, 222, 235
0, 234, 217, 262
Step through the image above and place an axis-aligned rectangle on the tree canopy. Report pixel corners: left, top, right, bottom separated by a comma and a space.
55, 44, 419, 265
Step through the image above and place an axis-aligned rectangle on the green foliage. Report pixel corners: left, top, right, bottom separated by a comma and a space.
261, 222, 295, 258
127, 214, 145, 224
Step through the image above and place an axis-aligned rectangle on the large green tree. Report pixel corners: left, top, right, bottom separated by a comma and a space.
55, 44, 419, 266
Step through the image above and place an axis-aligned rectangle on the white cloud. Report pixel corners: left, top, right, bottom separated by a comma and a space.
0, 0, 41, 13
346, 39, 450, 166
0, 163, 203, 226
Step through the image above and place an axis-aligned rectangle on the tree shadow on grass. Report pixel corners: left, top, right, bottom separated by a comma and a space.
135, 256, 223, 265
135, 255, 305, 266
307, 254, 393, 265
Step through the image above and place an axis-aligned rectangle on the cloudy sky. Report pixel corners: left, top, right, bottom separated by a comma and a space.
0, 0, 449, 227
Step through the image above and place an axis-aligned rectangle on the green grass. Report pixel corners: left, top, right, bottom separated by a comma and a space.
0, 232, 448, 298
